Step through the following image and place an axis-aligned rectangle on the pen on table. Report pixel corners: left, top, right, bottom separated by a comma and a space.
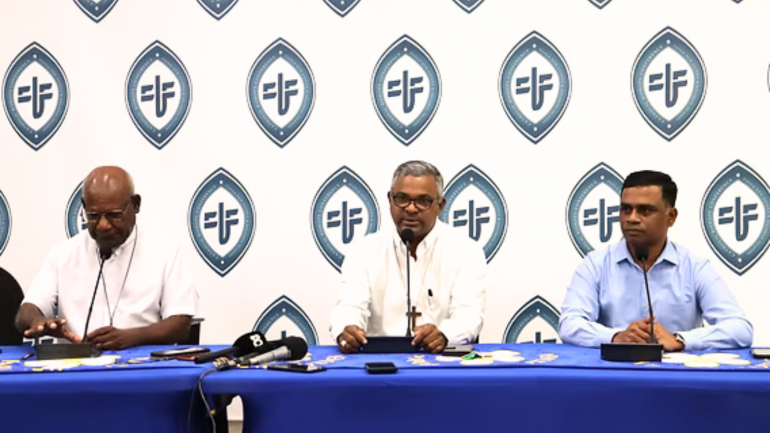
427, 289, 433, 306
21, 352, 34, 361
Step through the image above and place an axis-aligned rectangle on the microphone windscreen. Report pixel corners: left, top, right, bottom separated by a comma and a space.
232, 331, 271, 356
283, 336, 309, 360
634, 245, 650, 263
400, 229, 414, 243
99, 247, 113, 261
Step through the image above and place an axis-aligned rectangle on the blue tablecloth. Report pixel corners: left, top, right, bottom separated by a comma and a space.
0, 346, 214, 433
202, 344, 770, 433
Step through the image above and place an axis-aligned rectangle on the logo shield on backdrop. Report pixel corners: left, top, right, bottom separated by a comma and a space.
3, 43, 69, 151
311, 167, 380, 272
701, 161, 770, 275
126, 41, 192, 149
439, 165, 508, 262
254, 295, 318, 346
189, 168, 256, 277
372, 35, 441, 146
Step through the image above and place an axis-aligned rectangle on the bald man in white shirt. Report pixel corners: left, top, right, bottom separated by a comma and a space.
15, 167, 198, 350
331, 161, 487, 354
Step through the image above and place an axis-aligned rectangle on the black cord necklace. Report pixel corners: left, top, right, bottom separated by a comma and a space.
100, 225, 138, 327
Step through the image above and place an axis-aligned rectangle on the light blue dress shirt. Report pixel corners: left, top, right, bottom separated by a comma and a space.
559, 239, 753, 351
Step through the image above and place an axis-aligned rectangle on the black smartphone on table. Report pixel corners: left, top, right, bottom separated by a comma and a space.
266, 364, 327, 373
365, 362, 398, 374
150, 347, 210, 360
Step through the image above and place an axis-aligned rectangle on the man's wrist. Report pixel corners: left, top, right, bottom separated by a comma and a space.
674, 333, 686, 351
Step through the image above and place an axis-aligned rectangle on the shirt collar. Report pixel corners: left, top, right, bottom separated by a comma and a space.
391, 220, 441, 258
89, 226, 138, 260
613, 238, 679, 267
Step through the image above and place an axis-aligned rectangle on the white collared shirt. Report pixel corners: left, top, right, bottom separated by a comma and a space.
330, 221, 487, 345
23, 228, 198, 338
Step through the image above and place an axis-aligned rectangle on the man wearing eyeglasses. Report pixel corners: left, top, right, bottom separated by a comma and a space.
331, 161, 487, 354
15, 166, 198, 349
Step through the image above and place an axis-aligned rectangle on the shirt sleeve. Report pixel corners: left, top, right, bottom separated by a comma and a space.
159, 246, 198, 320
559, 253, 625, 347
677, 260, 753, 351
23, 249, 60, 318
329, 241, 372, 342
437, 245, 487, 345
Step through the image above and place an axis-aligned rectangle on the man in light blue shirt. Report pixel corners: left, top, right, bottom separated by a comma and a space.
559, 171, 753, 351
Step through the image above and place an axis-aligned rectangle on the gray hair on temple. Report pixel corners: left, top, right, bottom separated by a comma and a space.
391, 160, 444, 200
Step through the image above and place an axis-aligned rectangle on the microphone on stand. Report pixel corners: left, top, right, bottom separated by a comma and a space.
35, 246, 111, 360
601, 243, 663, 362
400, 228, 414, 338
634, 245, 657, 344
83, 247, 112, 343
355, 228, 420, 354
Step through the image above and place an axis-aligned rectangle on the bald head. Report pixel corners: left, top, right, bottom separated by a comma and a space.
82, 166, 141, 251
84, 166, 135, 200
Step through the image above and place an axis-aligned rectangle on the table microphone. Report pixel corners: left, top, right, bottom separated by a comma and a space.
238, 336, 308, 366
401, 228, 414, 338
355, 229, 419, 354
35, 247, 110, 360
635, 245, 657, 344
600, 243, 663, 362
194, 331, 269, 364
83, 246, 113, 343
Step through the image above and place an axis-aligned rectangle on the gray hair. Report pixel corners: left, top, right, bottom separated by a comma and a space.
391, 160, 444, 200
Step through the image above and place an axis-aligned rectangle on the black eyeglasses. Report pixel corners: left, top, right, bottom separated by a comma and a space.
81, 199, 132, 225
389, 192, 436, 211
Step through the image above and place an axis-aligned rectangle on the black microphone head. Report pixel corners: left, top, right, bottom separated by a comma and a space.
400, 229, 414, 244
283, 336, 308, 360
634, 245, 650, 263
99, 247, 113, 261
233, 331, 269, 356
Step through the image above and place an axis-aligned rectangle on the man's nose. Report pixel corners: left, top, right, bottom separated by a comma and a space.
626, 210, 641, 223
404, 201, 419, 213
96, 215, 113, 231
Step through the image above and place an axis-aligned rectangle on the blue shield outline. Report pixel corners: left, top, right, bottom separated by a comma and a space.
253, 295, 318, 346
565, 163, 624, 257
503, 295, 560, 344
246, 38, 316, 148
371, 35, 442, 146
0, 190, 11, 256
701, 160, 770, 275
588, 0, 612, 9
324, 0, 361, 16
310, 166, 380, 272
439, 165, 508, 263
499, 31, 571, 144
73, 0, 120, 22
125, 41, 192, 150
65, 181, 85, 238
631, 27, 707, 141
188, 168, 256, 277
197, 0, 239, 20
2, 42, 69, 151
453, 0, 485, 13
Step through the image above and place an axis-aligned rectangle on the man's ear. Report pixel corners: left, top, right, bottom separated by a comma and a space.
437, 197, 447, 212
668, 207, 678, 227
132, 195, 142, 214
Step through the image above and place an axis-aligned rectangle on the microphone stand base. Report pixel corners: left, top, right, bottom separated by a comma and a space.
358, 337, 420, 354
601, 343, 663, 362
35, 343, 102, 360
